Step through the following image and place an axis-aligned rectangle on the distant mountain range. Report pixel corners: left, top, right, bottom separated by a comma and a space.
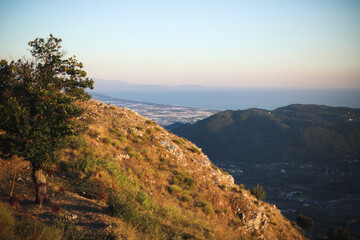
93, 79, 210, 92
169, 104, 360, 236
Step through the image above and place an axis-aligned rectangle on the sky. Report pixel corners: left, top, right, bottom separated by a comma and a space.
1, 0, 360, 88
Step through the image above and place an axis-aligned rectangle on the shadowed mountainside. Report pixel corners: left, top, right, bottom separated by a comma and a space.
169, 104, 360, 237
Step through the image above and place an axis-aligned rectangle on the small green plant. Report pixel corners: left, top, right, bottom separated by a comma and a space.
251, 184, 266, 201
195, 200, 214, 216
145, 120, 155, 124
181, 194, 193, 202
125, 146, 133, 153
168, 185, 183, 195
102, 137, 111, 144
233, 216, 244, 227
189, 146, 201, 154
93, 130, 100, 138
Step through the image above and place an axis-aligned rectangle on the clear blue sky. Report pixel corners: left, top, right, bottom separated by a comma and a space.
1, 0, 360, 88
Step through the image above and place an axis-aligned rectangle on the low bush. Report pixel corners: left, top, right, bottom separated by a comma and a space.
171, 170, 195, 190
251, 184, 266, 201
189, 146, 201, 154
328, 226, 355, 240
102, 137, 111, 144
181, 194, 193, 203
195, 200, 214, 216
0, 202, 16, 240
0, 202, 63, 240
169, 185, 183, 195
296, 214, 314, 232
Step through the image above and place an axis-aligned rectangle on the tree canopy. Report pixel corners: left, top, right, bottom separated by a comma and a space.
0, 34, 94, 202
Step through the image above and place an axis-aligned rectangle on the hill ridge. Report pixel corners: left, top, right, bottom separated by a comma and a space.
0, 99, 305, 239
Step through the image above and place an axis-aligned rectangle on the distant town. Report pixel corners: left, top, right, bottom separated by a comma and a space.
91, 92, 219, 126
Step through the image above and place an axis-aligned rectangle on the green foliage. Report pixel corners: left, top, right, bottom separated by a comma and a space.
107, 192, 166, 239
0, 34, 93, 171
251, 184, 266, 201
102, 137, 111, 144
172, 139, 181, 145
124, 146, 133, 153
327, 226, 355, 240
171, 170, 195, 190
189, 146, 201, 154
181, 194, 193, 202
195, 200, 214, 216
296, 214, 314, 232
0, 202, 62, 240
0, 202, 16, 239
168, 185, 183, 195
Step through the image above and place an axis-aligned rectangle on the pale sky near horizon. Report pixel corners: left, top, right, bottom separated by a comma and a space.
1, 0, 360, 88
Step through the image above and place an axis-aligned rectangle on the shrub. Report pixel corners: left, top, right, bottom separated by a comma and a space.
296, 214, 314, 232
196, 200, 214, 216
251, 184, 266, 201
75, 151, 98, 176
93, 130, 100, 139
136, 190, 155, 211
171, 170, 195, 190
328, 226, 355, 240
107, 192, 167, 239
181, 194, 193, 203
124, 146, 134, 153
16, 220, 63, 240
169, 185, 183, 195
203, 204, 215, 216
234, 216, 244, 227
189, 146, 201, 154
102, 137, 111, 144
0, 202, 16, 240
0, 202, 63, 240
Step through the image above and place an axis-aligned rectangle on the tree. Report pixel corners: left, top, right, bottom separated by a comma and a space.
0, 34, 94, 203
251, 184, 266, 201
296, 214, 314, 232
328, 226, 355, 240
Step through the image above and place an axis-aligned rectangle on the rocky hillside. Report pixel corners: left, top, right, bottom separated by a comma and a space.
0, 100, 305, 239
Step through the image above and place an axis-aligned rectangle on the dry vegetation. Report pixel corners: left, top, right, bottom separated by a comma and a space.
0, 100, 306, 239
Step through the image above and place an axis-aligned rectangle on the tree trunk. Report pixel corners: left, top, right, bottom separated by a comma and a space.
32, 165, 50, 205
